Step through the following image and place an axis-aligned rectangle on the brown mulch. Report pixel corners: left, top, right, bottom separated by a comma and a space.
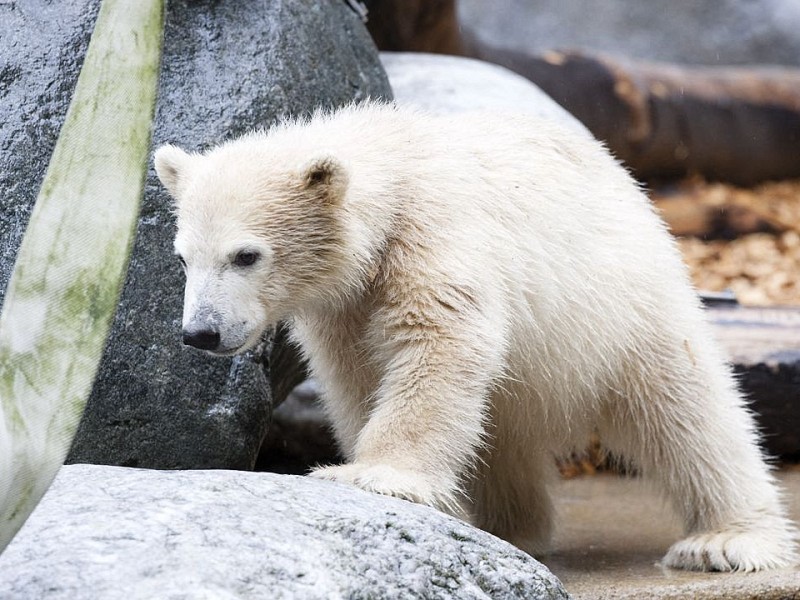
652, 178, 800, 306
679, 231, 800, 305
557, 435, 605, 479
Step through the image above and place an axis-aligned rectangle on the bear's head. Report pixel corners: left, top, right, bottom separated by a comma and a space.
154, 139, 349, 355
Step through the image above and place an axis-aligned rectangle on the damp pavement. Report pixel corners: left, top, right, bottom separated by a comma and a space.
547, 469, 800, 599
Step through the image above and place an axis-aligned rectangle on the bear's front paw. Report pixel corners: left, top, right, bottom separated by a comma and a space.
663, 522, 798, 572
310, 463, 461, 514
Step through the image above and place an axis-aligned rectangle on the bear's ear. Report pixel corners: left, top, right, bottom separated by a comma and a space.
154, 144, 193, 200
301, 155, 348, 204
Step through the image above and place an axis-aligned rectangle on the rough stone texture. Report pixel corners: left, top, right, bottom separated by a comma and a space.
459, 0, 800, 67
381, 52, 588, 134
0, 0, 102, 303
0, 0, 390, 469
0, 464, 570, 600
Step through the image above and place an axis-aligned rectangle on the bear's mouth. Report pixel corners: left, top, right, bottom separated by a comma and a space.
206, 328, 266, 357
182, 312, 269, 357
203, 337, 252, 357
204, 346, 243, 357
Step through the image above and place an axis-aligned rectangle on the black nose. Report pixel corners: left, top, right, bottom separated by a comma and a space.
182, 326, 221, 351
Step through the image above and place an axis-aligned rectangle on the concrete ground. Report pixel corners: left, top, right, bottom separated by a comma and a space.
545, 468, 800, 599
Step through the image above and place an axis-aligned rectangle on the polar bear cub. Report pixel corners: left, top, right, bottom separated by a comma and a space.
155, 102, 797, 572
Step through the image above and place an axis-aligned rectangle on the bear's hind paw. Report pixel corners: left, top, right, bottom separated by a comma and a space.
663, 522, 798, 572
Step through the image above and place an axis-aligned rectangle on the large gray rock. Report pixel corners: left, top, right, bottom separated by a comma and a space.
381, 52, 588, 133
0, 0, 391, 469
459, 0, 800, 66
0, 464, 570, 599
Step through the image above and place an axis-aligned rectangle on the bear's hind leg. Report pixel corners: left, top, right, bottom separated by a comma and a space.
600, 355, 798, 572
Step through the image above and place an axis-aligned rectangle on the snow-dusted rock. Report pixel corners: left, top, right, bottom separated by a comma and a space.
381, 51, 589, 135
0, 464, 569, 600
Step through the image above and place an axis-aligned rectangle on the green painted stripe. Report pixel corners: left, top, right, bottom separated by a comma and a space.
0, 0, 164, 551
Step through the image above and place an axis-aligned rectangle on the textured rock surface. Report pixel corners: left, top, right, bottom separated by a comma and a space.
0, 0, 101, 302
0, 464, 570, 600
0, 0, 390, 469
459, 0, 800, 66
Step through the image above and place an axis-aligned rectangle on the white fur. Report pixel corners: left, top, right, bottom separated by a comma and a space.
155, 103, 798, 572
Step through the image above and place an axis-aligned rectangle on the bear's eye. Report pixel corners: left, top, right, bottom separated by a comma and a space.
233, 250, 260, 268
177, 254, 186, 268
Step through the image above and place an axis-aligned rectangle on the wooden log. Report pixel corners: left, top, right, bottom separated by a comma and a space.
707, 303, 800, 458
359, 3, 800, 185
654, 193, 780, 238
474, 48, 800, 185
362, 0, 466, 55
651, 179, 800, 238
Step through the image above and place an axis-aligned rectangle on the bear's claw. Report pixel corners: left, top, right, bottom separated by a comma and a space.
309, 462, 461, 515
663, 521, 799, 572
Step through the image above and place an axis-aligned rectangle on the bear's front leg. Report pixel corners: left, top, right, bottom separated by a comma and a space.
311, 277, 507, 517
